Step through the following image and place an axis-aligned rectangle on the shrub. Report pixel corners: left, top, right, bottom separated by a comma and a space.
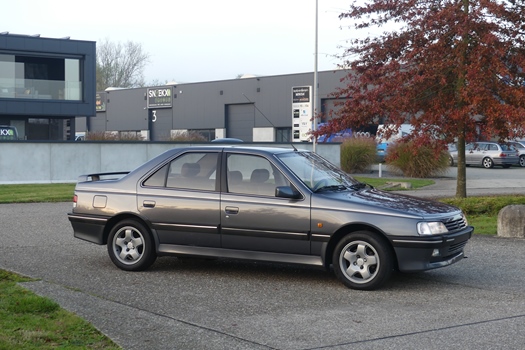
166, 131, 207, 142
385, 141, 449, 178
340, 137, 377, 173
84, 131, 144, 141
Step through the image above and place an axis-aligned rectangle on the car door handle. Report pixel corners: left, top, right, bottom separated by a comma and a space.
143, 200, 156, 208
225, 206, 239, 214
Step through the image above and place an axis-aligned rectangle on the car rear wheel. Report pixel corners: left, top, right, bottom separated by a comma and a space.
107, 219, 156, 271
520, 155, 525, 167
448, 156, 454, 166
482, 157, 494, 169
333, 231, 393, 290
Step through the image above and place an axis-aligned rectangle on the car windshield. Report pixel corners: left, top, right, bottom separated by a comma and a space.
277, 151, 362, 192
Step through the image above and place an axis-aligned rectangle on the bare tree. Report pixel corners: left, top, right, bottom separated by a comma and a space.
96, 38, 150, 91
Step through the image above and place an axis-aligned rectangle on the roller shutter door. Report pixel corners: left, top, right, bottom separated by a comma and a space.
226, 104, 255, 142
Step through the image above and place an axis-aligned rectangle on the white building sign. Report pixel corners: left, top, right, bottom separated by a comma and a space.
292, 86, 312, 142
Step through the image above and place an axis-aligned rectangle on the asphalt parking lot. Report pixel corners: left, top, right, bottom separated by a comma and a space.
1, 166, 525, 349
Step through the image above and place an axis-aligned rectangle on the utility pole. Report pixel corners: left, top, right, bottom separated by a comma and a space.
312, 0, 319, 153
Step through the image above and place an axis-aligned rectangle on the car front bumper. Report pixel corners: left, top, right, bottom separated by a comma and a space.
390, 226, 474, 272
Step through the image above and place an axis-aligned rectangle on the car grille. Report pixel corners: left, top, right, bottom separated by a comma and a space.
443, 216, 468, 232
448, 240, 468, 256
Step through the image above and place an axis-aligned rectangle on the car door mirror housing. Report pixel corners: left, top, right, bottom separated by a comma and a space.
275, 186, 302, 199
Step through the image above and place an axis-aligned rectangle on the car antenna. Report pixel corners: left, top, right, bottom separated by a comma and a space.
291, 143, 298, 151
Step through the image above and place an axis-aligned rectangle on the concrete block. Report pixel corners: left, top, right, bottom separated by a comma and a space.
497, 205, 525, 238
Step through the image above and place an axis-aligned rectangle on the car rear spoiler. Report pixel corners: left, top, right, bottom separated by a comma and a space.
77, 171, 130, 182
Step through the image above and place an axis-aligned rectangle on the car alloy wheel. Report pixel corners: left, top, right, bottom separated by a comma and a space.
520, 155, 525, 167
107, 219, 156, 271
482, 157, 494, 169
333, 231, 393, 290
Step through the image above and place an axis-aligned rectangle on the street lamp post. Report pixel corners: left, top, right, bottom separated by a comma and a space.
312, 0, 319, 153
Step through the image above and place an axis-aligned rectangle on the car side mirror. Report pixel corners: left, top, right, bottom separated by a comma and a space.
275, 186, 302, 199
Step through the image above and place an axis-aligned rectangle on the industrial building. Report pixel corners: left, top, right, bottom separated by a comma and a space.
1, 32, 351, 142
0, 32, 96, 140
83, 70, 349, 142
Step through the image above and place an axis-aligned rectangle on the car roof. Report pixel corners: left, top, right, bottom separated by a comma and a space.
117, 145, 303, 184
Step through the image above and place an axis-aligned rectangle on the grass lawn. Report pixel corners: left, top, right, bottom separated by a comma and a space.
0, 183, 75, 203
0, 270, 120, 349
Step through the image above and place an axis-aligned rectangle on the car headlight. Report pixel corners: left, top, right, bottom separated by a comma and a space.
417, 222, 448, 235
462, 214, 468, 227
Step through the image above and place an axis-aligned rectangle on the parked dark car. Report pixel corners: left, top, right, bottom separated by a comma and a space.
449, 141, 519, 168
507, 141, 525, 167
68, 146, 473, 290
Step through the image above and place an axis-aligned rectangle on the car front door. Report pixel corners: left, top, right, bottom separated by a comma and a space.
220, 152, 311, 254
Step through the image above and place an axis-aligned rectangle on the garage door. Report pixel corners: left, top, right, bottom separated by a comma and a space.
226, 104, 255, 142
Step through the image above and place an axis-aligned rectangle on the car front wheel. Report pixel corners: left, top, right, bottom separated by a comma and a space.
482, 157, 494, 169
333, 231, 393, 290
107, 219, 156, 271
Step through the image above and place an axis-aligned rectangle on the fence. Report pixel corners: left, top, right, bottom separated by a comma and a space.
0, 142, 341, 184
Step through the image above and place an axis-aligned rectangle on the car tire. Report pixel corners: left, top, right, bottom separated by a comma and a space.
482, 157, 494, 169
520, 155, 525, 167
107, 219, 157, 271
332, 231, 393, 290
448, 156, 454, 167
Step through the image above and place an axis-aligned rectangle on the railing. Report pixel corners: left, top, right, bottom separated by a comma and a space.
0, 78, 81, 101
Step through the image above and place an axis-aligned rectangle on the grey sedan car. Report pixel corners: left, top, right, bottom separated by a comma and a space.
68, 146, 473, 290
449, 142, 519, 168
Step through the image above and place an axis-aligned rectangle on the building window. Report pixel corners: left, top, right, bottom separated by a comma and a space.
275, 127, 292, 143
0, 54, 82, 101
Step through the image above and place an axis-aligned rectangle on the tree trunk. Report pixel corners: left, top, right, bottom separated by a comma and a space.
456, 130, 467, 198
455, 0, 470, 199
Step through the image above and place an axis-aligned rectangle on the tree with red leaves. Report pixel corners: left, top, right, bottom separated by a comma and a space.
319, 0, 525, 198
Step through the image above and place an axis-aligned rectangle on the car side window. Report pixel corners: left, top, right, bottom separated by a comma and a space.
226, 154, 290, 197
144, 152, 218, 191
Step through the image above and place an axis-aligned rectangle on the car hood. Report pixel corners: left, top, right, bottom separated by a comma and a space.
316, 187, 459, 218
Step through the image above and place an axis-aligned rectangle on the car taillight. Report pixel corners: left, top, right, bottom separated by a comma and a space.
73, 194, 77, 208
500, 153, 506, 157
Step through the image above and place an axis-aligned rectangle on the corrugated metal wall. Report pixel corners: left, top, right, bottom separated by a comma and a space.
88, 70, 349, 140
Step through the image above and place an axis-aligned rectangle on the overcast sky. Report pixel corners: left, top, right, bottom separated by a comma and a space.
3, 0, 374, 84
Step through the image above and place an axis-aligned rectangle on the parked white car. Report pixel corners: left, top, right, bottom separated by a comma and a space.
449, 142, 519, 168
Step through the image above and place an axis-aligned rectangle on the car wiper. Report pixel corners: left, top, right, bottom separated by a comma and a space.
314, 184, 348, 193
349, 182, 370, 190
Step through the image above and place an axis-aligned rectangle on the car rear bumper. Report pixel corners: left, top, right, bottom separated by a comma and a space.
68, 213, 108, 245
492, 158, 519, 165
391, 226, 474, 272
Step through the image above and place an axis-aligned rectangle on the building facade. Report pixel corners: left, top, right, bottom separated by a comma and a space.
0, 33, 96, 140
84, 70, 349, 142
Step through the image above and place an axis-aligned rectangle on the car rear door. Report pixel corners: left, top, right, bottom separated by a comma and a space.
466, 143, 483, 165
137, 151, 221, 247
219, 151, 311, 254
